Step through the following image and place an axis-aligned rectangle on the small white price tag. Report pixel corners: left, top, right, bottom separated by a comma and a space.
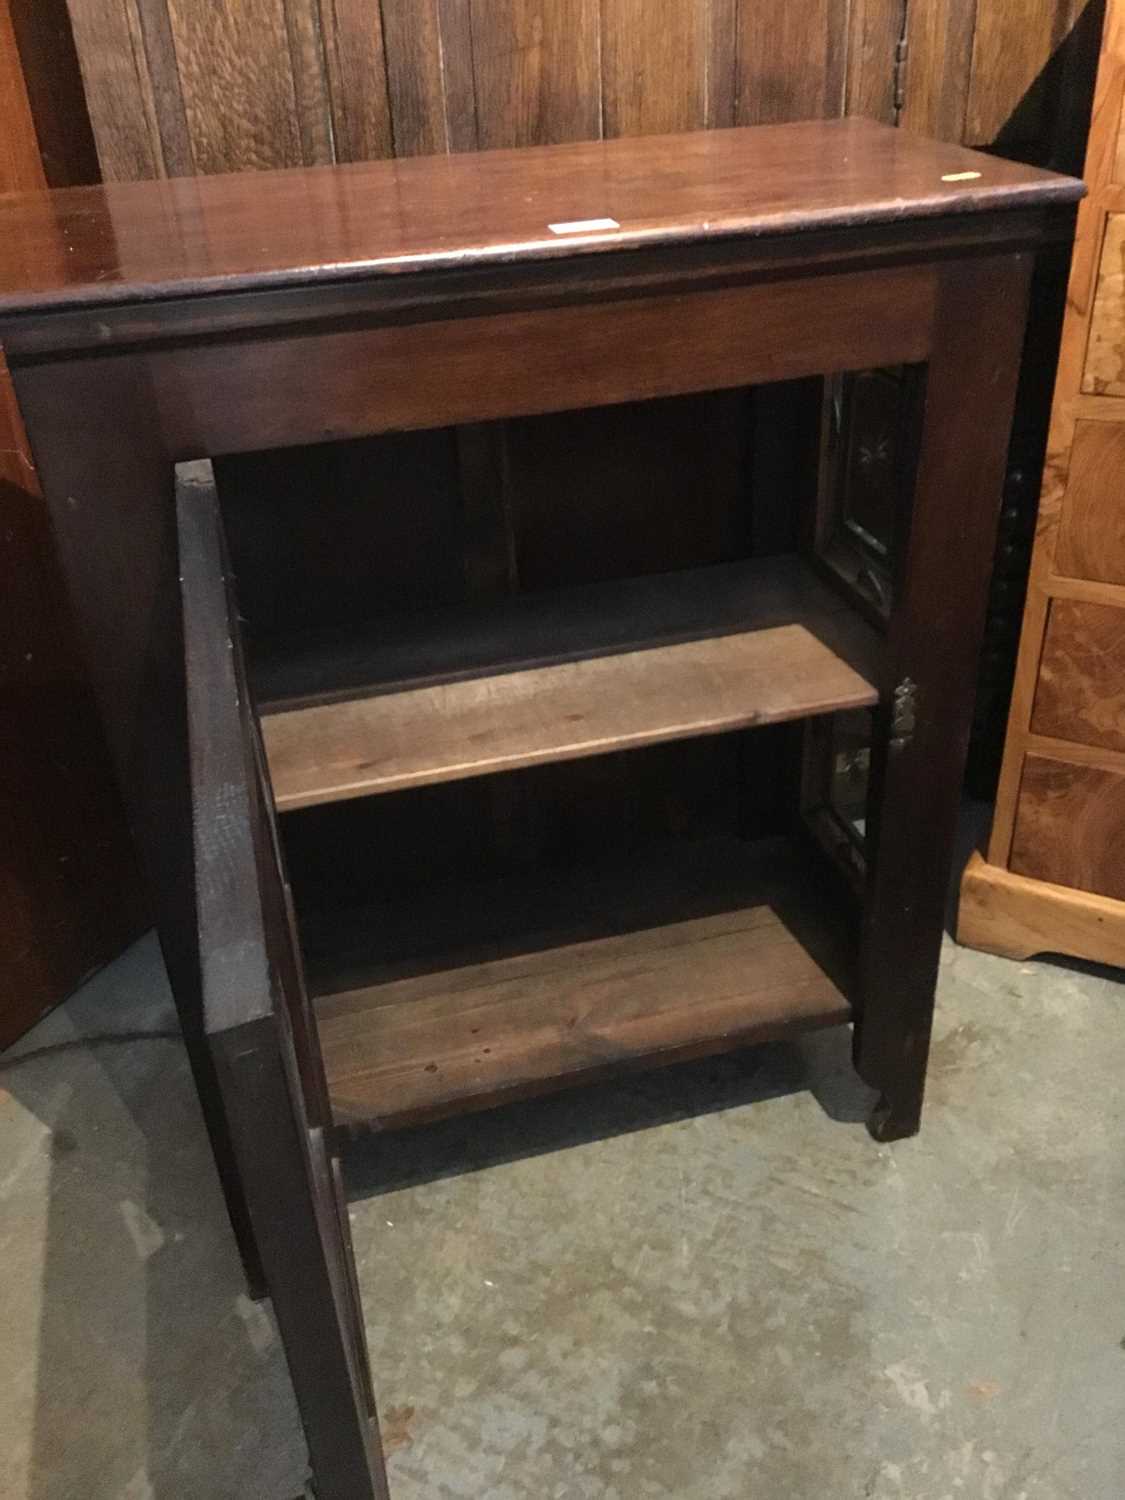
548, 217, 621, 235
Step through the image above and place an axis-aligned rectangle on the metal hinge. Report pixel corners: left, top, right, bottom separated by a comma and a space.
893, 34, 909, 119
890, 676, 917, 753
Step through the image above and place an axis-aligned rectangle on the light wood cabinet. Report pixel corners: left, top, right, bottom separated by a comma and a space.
959, 0, 1125, 964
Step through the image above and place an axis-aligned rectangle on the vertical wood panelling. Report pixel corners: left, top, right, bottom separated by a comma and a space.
900, 0, 978, 141
705, 0, 738, 126
965, 0, 1084, 148
164, 0, 304, 172
379, 0, 450, 155
317, 0, 392, 161
437, 0, 481, 150
847, 0, 904, 123
735, 0, 849, 125
66, 0, 167, 178
132, 0, 193, 175
508, 394, 748, 588
68, 0, 1098, 184
283, 0, 335, 164
601, 0, 708, 137
470, 0, 601, 149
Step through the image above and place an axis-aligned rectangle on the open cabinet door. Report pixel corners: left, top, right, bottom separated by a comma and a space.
178, 461, 388, 1500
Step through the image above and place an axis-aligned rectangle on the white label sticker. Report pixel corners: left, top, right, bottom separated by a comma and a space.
548, 217, 621, 235
941, 171, 982, 182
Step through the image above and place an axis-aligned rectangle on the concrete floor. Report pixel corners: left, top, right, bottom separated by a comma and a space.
2, 845, 1124, 1499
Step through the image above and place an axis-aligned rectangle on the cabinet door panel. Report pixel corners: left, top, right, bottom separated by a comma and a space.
179, 462, 387, 1500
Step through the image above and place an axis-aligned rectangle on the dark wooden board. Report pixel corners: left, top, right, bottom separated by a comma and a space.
217, 431, 467, 641
854, 252, 1035, 1141
312, 834, 854, 1129
0, 4, 143, 1049
0, 119, 1082, 316
179, 458, 388, 1496
504, 391, 750, 589
0, 344, 143, 1047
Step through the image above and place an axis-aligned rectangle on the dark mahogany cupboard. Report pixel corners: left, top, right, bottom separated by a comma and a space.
0, 120, 1081, 1496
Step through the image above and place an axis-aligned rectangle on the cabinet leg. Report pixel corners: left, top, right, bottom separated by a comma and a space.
852, 253, 1034, 1145
865, 1081, 925, 1143
854, 993, 931, 1143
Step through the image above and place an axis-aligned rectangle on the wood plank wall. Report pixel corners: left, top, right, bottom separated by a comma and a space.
68, 0, 1100, 181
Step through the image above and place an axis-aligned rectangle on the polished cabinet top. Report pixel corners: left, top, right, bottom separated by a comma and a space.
0, 118, 1083, 317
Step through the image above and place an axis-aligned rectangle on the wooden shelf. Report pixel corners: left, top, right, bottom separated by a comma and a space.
311, 835, 854, 1129
259, 557, 880, 811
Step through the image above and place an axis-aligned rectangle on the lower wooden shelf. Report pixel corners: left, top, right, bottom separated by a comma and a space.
309, 835, 854, 1129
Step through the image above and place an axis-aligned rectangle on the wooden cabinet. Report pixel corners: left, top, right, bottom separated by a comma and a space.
61, 0, 1106, 826
959, 1, 1125, 965
0, 121, 1079, 1497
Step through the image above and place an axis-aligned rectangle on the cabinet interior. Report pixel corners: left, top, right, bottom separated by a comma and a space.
212, 371, 916, 1131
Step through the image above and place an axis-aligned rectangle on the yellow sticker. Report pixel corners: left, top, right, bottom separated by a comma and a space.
941, 171, 983, 182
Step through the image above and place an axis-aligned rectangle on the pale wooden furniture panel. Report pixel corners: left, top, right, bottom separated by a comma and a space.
1030, 597, 1125, 751
1082, 212, 1125, 394
1055, 418, 1125, 581
961, 847, 1125, 964
1116, 69, 1125, 179
959, 0, 1125, 965
1009, 752, 1125, 900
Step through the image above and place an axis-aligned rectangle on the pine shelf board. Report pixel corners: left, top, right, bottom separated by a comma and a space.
260, 556, 880, 811
313, 835, 853, 1129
